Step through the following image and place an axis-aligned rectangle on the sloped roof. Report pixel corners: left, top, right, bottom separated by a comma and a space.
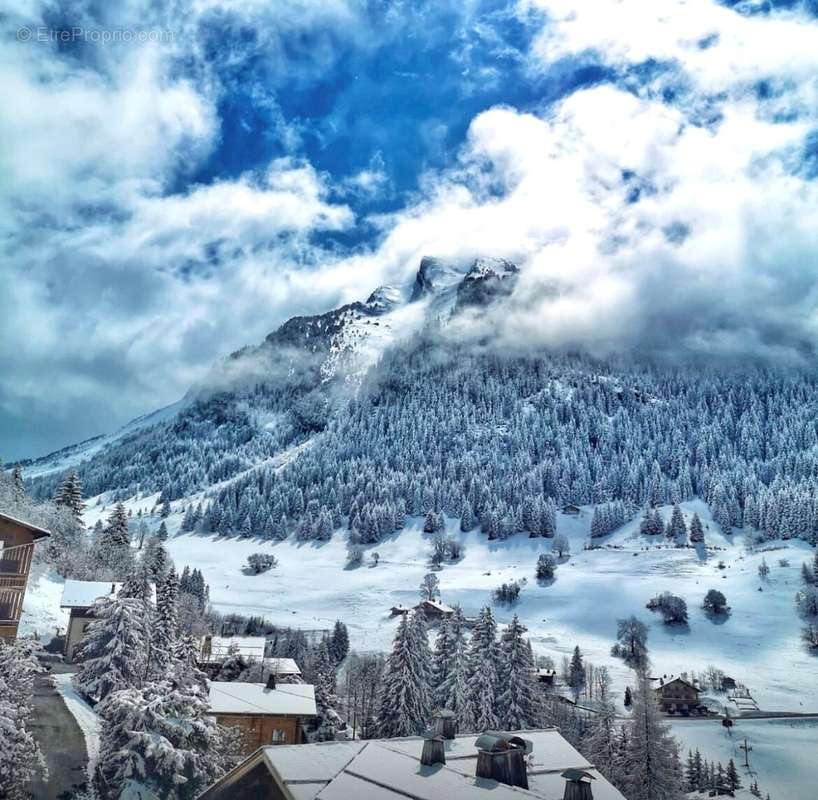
60, 579, 157, 609
207, 682, 316, 717
653, 676, 700, 693
415, 599, 455, 613
198, 729, 626, 800
267, 657, 301, 675
0, 511, 51, 540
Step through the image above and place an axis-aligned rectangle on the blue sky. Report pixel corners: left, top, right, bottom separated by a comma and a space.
2, 0, 818, 460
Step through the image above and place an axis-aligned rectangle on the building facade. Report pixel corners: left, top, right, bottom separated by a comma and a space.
0, 512, 50, 639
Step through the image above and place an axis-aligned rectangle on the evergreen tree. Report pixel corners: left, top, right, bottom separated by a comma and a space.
464, 606, 500, 732
689, 512, 705, 543
622, 672, 684, 800
73, 595, 149, 702
0, 638, 47, 797
582, 700, 622, 789
97, 502, 133, 574
436, 607, 469, 724
376, 615, 432, 737
496, 615, 539, 730
308, 646, 343, 742
53, 470, 85, 524
150, 567, 179, 679
726, 758, 742, 791
666, 504, 686, 541
568, 645, 585, 699
328, 620, 349, 665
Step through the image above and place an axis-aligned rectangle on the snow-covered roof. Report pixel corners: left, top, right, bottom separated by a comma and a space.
201, 635, 267, 661
199, 729, 626, 800
267, 657, 301, 676
415, 599, 454, 613
207, 682, 316, 717
0, 511, 51, 540
60, 579, 156, 608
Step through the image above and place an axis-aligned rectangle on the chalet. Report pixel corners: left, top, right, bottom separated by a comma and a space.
534, 668, 557, 686
0, 511, 50, 639
389, 604, 411, 616
413, 599, 455, 620
562, 503, 581, 516
207, 677, 316, 755
721, 676, 737, 692
196, 727, 627, 800
653, 675, 703, 714
60, 579, 156, 661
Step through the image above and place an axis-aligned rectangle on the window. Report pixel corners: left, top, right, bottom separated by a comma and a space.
271, 728, 287, 743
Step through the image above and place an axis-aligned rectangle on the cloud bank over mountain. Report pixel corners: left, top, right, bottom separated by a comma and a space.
2, 0, 818, 458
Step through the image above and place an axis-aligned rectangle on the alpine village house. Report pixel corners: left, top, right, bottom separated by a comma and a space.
0, 511, 50, 639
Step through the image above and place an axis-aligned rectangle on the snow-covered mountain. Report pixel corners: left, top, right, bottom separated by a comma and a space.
18, 254, 818, 555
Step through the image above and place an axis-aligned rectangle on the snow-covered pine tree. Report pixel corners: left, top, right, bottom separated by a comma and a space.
464, 606, 500, 732
431, 616, 456, 707
150, 566, 179, 678
496, 615, 539, 730
581, 700, 622, 790
376, 614, 432, 737
97, 502, 133, 575
72, 594, 149, 702
568, 645, 585, 699
436, 607, 469, 725
666, 504, 686, 541
0, 638, 47, 797
689, 512, 705, 543
328, 620, 349, 665
622, 671, 684, 800
53, 470, 85, 524
308, 646, 343, 742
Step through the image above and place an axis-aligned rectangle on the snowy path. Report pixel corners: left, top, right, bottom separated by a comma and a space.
26, 669, 89, 799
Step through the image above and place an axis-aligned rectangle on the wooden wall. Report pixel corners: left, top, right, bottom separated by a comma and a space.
213, 713, 304, 755
0, 517, 38, 639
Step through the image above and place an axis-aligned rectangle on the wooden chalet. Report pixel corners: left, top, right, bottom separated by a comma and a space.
562, 503, 581, 516
207, 676, 316, 755
413, 599, 455, 620
653, 675, 704, 714
0, 511, 50, 639
534, 668, 557, 686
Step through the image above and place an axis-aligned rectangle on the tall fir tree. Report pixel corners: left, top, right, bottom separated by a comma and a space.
53, 470, 85, 524
622, 672, 684, 800
496, 615, 539, 730
464, 606, 500, 732
376, 614, 432, 737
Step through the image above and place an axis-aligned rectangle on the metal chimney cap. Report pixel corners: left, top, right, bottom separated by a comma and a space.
474, 732, 533, 755
562, 769, 596, 783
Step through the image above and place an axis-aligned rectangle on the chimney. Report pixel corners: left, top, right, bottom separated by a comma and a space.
433, 709, 457, 740
562, 769, 595, 800
420, 733, 446, 766
266, 673, 277, 691
475, 732, 531, 790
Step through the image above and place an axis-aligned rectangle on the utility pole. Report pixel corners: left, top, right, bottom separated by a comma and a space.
739, 737, 753, 769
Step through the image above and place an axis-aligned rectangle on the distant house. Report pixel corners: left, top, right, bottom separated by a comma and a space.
534, 668, 557, 686
413, 599, 455, 620
389, 604, 411, 616
207, 677, 316, 755
60, 579, 156, 661
653, 676, 703, 714
721, 676, 737, 692
196, 727, 627, 800
562, 504, 581, 516
0, 511, 50, 639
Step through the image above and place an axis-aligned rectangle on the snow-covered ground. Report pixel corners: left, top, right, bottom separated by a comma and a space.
18, 562, 68, 642
672, 717, 818, 800
155, 499, 818, 713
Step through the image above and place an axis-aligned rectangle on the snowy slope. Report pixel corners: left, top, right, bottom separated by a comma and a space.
118, 499, 817, 713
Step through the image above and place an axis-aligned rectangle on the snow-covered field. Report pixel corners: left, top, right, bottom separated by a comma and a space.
159, 499, 818, 713
672, 717, 818, 800
19, 496, 818, 791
